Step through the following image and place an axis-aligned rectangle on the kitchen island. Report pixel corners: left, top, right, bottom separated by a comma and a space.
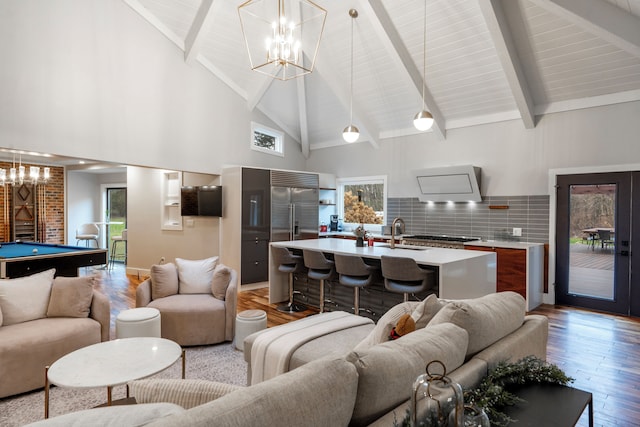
269, 238, 497, 311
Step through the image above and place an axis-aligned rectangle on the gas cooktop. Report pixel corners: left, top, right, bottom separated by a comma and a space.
404, 235, 481, 243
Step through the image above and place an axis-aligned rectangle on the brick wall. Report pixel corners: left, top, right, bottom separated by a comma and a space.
0, 162, 65, 243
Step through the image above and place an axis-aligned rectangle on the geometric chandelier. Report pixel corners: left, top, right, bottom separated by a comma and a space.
238, 0, 327, 81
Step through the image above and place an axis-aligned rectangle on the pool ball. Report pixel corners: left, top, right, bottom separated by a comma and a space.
32, 248, 38, 254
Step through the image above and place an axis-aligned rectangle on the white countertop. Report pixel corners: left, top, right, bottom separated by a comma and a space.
464, 241, 545, 250
271, 238, 492, 267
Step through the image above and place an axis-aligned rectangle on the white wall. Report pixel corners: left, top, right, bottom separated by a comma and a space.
66, 171, 101, 244
127, 166, 223, 275
305, 101, 640, 198
0, 0, 307, 175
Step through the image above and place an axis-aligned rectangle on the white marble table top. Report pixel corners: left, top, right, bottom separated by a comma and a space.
47, 337, 181, 389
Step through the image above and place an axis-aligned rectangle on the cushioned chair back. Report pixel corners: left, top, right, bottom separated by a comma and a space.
303, 250, 335, 280
77, 223, 99, 237
334, 254, 371, 277
272, 246, 303, 274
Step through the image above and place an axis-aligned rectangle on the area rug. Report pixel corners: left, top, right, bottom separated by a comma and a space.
0, 343, 247, 427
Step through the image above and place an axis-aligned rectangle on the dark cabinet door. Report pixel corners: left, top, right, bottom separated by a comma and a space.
241, 238, 269, 284
241, 168, 271, 284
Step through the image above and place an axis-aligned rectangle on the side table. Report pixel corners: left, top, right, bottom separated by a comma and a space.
502, 383, 593, 426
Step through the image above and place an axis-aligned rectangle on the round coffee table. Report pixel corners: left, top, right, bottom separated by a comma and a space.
45, 337, 184, 418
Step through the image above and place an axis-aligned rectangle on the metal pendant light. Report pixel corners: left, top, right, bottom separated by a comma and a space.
343, 9, 360, 143
414, 0, 434, 132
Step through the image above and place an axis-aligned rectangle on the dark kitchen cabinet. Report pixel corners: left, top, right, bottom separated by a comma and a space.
241, 168, 271, 285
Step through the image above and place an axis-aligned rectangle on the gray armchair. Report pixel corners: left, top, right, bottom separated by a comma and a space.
136, 268, 237, 346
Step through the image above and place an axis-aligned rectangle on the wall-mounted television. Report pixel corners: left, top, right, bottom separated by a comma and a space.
181, 186, 223, 217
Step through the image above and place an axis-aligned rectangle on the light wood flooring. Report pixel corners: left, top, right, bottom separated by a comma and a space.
94, 265, 640, 426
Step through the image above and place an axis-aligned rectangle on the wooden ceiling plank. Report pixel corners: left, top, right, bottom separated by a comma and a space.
478, 0, 536, 129
529, 0, 640, 58
184, 0, 217, 64
313, 57, 380, 150
366, 0, 446, 140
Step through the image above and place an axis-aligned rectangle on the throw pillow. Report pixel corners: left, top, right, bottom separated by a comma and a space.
411, 293, 444, 328
427, 291, 526, 356
211, 264, 231, 300
176, 256, 219, 294
150, 263, 179, 300
0, 269, 55, 326
352, 301, 419, 352
47, 276, 95, 318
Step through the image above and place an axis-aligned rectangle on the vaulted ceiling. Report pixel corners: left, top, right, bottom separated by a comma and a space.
124, 0, 640, 155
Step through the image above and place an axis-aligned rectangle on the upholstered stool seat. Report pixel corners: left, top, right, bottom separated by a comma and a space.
272, 246, 306, 313
334, 254, 379, 316
235, 309, 267, 351
303, 250, 336, 313
116, 307, 161, 339
381, 255, 436, 301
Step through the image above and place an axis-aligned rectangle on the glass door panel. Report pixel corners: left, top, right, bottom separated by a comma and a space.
568, 184, 615, 300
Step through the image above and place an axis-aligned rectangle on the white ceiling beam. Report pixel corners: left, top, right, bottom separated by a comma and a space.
478, 0, 536, 129
184, 0, 217, 64
365, 0, 446, 140
296, 76, 310, 158
246, 75, 274, 111
529, 0, 640, 59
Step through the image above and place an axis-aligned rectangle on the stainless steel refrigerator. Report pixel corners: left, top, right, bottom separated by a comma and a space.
271, 186, 319, 242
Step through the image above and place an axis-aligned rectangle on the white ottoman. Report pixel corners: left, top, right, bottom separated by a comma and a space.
116, 307, 161, 339
235, 309, 267, 351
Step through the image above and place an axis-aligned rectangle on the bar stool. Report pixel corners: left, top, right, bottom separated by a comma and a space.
272, 246, 306, 313
381, 255, 436, 302
303, 249, 336, 313
109, 229, 127, 270
334, 254, 378, 316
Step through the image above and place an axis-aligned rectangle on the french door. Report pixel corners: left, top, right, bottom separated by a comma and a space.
556, 172, 639, 316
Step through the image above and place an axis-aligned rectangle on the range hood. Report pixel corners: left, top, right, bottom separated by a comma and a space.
415, 165, 482, 202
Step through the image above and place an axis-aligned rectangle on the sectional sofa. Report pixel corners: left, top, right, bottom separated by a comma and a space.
28, 291, 548, 426
0, 271, 110, 398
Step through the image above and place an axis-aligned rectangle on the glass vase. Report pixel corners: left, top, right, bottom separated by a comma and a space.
462, 405, 490, 427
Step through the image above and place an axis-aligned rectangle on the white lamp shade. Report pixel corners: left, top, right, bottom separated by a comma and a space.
414, 110, 434, 131
343, 124, 360, 143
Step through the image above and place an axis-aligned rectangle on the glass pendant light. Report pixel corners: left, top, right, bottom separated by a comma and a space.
343, 9, 360, 143
414, 0, 434, 132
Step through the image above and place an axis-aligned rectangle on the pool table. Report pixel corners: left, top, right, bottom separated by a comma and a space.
0, 242, 108, 279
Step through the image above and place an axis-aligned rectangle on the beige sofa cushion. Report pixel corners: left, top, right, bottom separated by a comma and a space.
150, 263, 179, 300
25, 403, 185, 427
428, 291, 526, 357
346, 322, 469, 427
0, 269, 55, 326
147, 357, 359, 427
176, 257, 218, 294
210, 264, 231, 300
47, 276, 94, 318
411, 294, 445, 328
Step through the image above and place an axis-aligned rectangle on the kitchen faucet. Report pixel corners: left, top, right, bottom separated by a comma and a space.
389, 217, 405, 249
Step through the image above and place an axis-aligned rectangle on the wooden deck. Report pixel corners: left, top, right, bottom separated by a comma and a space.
568, 243, 614, 299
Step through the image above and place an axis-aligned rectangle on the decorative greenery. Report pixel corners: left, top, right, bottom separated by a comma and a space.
464, 356, 574, 426
393, 356, 574, 427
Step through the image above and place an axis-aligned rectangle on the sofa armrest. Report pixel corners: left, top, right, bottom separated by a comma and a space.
129, 379, 242, 409
136, 279, 152, 307
89, 290, 111, 342
224, 269, 238, 342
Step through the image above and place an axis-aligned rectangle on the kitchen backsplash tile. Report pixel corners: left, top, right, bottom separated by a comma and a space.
387, 195, 550, 244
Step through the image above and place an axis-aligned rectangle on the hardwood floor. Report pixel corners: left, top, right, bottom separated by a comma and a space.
94, 267, 640, 425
